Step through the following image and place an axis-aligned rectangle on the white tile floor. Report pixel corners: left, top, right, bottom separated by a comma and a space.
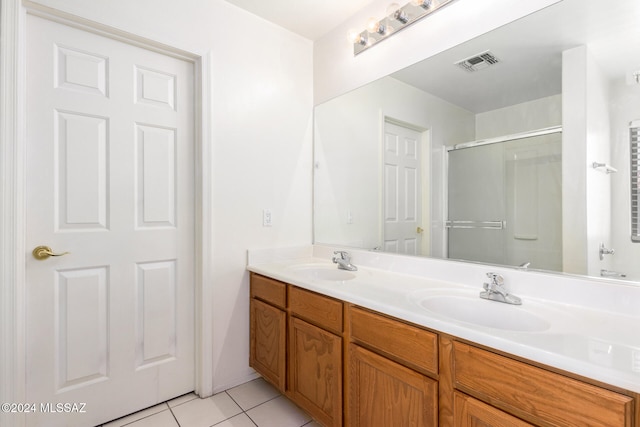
99, 378, 322, 427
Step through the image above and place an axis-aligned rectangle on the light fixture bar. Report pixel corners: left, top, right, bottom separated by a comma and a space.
353, 0, 456, 55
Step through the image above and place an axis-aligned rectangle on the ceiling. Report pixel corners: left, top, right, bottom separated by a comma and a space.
391, 0, 640, 113
223, 0, 375, 40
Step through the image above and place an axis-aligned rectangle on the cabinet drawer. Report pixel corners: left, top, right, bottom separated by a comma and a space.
289, 286, 343, 334
250, 273, 286, 309
453, 341, 634, 427
350, 306, 438, 376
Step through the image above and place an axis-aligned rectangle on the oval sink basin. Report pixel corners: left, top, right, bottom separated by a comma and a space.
414, 290, 550, 332
288, 265, 356, 281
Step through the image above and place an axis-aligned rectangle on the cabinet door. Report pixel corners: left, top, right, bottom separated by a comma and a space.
348, 344, 437, 427
250, 298, 286, 392
454, 392, 533, 427
289, 316, 342, 427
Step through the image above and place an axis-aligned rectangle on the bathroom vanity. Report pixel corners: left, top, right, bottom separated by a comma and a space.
247, 247, 640, 426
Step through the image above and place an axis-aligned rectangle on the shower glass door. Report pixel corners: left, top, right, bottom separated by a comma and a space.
447, 132, 562, 271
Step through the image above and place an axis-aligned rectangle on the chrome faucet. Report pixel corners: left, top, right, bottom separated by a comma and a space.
332, 251, 357, 271
480, 272, 521, 305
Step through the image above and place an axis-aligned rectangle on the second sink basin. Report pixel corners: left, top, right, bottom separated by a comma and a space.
287, 264, 356, 281
412, 289, 550, 332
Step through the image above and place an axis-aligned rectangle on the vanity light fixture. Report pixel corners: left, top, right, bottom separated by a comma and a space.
349, 0, 457, 55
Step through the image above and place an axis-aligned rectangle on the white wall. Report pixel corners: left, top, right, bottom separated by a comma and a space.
204, 8, 313, 391
26, 0, 314, 392
313, 0, 562, 105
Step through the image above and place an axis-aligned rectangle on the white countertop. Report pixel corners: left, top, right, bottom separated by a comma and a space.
247, 245, 640, 393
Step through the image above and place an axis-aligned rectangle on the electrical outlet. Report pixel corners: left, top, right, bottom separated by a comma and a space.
263, 209, 272, 227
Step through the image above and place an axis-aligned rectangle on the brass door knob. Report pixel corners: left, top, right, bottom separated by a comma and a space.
32, 245, 70, 260
417, 226, 424, 234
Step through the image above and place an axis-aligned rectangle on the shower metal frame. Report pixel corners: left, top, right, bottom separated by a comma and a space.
446, 125, 562, 152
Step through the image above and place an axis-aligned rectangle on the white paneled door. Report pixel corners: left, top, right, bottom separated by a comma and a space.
25, 15, 195, 427
383, 121, 423, 255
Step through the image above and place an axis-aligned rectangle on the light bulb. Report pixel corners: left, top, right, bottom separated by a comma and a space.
347, 28, 360, 43
386, 3, 401, 15
367, 17, 386, 34
347, 28, 368, 45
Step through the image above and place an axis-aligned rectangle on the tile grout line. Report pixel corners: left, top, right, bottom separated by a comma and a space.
104, 402, 171, 427
104, 382, 318, 427
167, 404, 182, 427
216, 390, 258, 427
218, 389, 312, 427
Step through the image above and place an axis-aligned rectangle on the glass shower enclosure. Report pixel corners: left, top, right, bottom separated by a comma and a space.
447, 129, 562, 271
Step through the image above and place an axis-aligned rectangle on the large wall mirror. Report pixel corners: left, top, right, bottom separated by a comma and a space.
314, 0, 640, 282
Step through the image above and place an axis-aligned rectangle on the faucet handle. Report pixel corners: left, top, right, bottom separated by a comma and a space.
486, 272, 504, 286
333, 250, 350, 260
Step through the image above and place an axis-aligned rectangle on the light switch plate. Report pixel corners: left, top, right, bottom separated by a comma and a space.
263, 209, 272, 227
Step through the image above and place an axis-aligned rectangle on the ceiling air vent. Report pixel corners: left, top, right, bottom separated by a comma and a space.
455, 50, 500, 72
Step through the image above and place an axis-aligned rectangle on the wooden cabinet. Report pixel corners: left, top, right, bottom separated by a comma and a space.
250, 273, 640, 427
250, 274, 287, 392
249, 274, 344, 427
349, 343, 438, 426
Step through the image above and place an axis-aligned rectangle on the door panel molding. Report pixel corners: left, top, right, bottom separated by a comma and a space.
0, 4, 213, 426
